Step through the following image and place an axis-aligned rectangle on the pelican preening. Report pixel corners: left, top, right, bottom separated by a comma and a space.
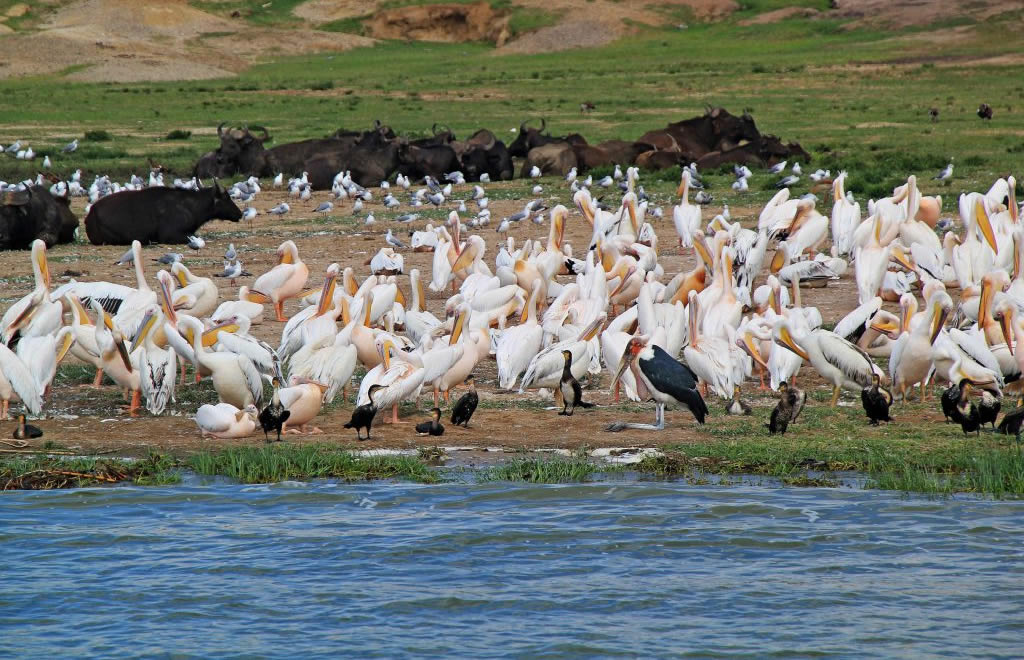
4, 167, 1024, 443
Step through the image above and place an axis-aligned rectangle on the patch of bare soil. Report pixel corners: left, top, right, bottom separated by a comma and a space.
0, 181, 872, 459
831, 0, 1020, 29
739, 7, 820, 26
0, 0, 371, 82
364, 1, 509, 45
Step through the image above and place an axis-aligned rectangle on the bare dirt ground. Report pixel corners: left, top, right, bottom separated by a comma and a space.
0, 180, 870, 459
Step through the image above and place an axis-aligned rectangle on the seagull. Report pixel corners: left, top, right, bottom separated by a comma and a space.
471, 185, 485, 200
776, 175, 800, 188
214, 260, 249, 285
315, 201, 333, 214
457, 199, 467, 213
769, 160, 788, 174
186, 235, 205, 251
428, 192, 445, 206
153, 252, 184, 265
695, 190, 713, 205
269, 202, 290, 215
42, 155, 51, 169
613, 164, 623, 180
242, 207, 257, 226
352, 198, 363, 213
477, 197, 489, 209
365, 213, 376, 226
792, 162, 802, 175
62, 139, 78, 153
6, 140, 21, 154
529, 165, 542, 178
384, 194, 400, 208
386, 228, 407, 249
114, 249, 134, 266
273, 173, 284, 187
732, 177, 749, 191
933, 162, 954, 181
395, 213, 420, 223
565, 167, 577, 184
809, 169, 831, 182
734, 164, 752, 178
532, 185, 543, 194
225, 243, 237, 261
299, 187, 312, 202
480, 173, 490, 183
598, 175, 614, 188
380, 180, 390, 190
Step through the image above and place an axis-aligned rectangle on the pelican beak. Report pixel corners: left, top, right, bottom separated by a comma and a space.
316, 270, 338, 317
1010, 178, 1019, 223
380, 341, 393, 370
450, 308, 466, 346
738, 332, 768, 369
279, 245, 294, 265
775, 326, 809, 361
869, 315, 900, 339
68, 295, 93, 326
202, 319, 239, 347
340, 297, 351, 326
175, 267, 188, 288
36, 243, 51, 290
116, 336, 133, 373
131, 309, 157, 346
976, 199, 998, 254
693, 234, 713, 270
1000, 311, 1015, 356
581, 315, 606, 341
1014, 234, 1022, 281
610, 266, 636, 297
931, 305, 950, 345
626, 198, 638, 233
159, 274, 177, 323
890, 245, 916, 271
56, 331, 76, 364
451, 240, 478, 273
769, 247, 787, 274
394, 285, 407, 309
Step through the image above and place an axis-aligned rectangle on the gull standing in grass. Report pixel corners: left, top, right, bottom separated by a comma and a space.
933, 161, 954, 181
769, 160, 787, 175
215, 260, 248, 286
62, 139, 78, 153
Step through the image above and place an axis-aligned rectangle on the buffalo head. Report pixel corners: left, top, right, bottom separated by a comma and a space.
211, 179, 243, 222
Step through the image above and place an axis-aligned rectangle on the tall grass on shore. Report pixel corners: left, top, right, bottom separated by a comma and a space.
186, 444, 439, 484
0, 452, 180, 489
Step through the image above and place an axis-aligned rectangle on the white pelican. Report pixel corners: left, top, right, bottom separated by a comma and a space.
0, 325, 73, 418
684, 290, 733, 399
112, 240, 158, 337
133, 305, 177, 415
92, 300, 141, 415
496, 281, 543, 390
251, 240, 309, 322
278, 378, 327, 434
288, 328, 358, 404
519, 314, 606, 400
672, 170, 701, 249
212, 314, 280, 378
889, 292, 951, 401
195, 403, 258, 439
405, 268, 441, 344
0, 240, 61, 344
774, 318, 880, 406
356, 337, 425, 424
369, 247, 404, 275
170, 262, 218, 318
65, 293, 105, 387
210, 286, 265, 326
179, 316, 264, 409
831, 171, 860, 256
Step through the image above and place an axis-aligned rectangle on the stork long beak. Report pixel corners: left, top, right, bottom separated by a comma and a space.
737, 332, 768, 369
775, 325, 809, 361
976, 199, 998, 254
612, 353, 632, 393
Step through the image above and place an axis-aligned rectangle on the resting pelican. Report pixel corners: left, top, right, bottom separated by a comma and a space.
278, 378, 327, 434
774, 318, 880, 406
195, 403, 258, 439
288, 329, 358, 404
496, 281, 543, 390
170, 262, 218, 318
211, 314, 280, 378
404, 268, 441, 344
133, 305, 177, 415
179, 316, 263, 409
356, 337, 425, 424
1, 240, 61, 344
210, 286, 265, 326
251, 240, 309, 321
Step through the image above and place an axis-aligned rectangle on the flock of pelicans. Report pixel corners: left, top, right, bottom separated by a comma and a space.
3, 161, 1024, 443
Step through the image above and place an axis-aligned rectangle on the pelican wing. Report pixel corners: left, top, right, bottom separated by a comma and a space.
833, 297, 881, 342
0, 343, 42, 415
195, 404, 234, 434
253, 263, 297, 297
140, 346, 176, 415
238, 354, 265, 407
815, 330, 875, 387
217, 333, 278, 376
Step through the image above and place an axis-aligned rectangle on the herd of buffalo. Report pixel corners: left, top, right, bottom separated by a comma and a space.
1, 107, 809, 249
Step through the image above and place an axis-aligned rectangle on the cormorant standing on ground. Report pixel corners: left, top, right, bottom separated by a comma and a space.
258, 377, 290, 442
558, 350, 594, 416
450, 375, 479, 428
861, 373, 893, 425
345, 384, 385, 441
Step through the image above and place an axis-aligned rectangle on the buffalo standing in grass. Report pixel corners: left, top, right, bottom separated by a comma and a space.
85, 181, 242, 245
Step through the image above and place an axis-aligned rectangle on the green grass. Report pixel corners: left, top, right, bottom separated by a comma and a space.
479, 457, 619, 483
186, 444, 440, 483
0, 452, 180, 489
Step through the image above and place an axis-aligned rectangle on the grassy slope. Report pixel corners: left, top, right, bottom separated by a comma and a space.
0, 9, 1020, 200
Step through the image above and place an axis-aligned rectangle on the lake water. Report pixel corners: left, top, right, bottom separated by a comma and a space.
2, 477, 1022, 658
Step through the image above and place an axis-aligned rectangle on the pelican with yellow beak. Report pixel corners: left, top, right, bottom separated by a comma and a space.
404, 268, 441, 344
774, 318, 880, 406
496, 281, 543, 390
889, 291, 951, 401
355, 336, 425, 424
672, 169, 701, 249
0, 240, 62, 345
251, 240, 309, 322
951, 194, 998, 288
170, 262, 218, 319
179, 315, 264, 410
92, 299, 141, 415
132, 304, 177, 415
210, 286, 265, 326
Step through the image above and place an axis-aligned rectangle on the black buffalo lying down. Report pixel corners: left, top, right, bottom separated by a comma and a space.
0, 186, 79, 250
85, 182, 242, 245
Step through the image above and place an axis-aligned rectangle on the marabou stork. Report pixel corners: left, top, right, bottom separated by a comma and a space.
608, 335, 708, 431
